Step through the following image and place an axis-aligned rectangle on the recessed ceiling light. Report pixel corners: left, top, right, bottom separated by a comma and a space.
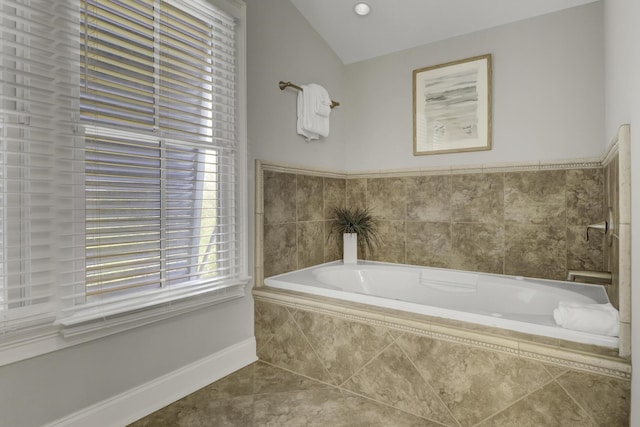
354, 2, 371, 16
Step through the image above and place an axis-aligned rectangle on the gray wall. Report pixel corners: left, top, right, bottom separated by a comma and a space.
247, 2, 605, 174
245, 0, 350, 289
344, 2, 605, 171
0, 297, 254, 427
246, 0, 348, 171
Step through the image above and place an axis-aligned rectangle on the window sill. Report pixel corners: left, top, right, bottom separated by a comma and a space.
0, 280, 251, 367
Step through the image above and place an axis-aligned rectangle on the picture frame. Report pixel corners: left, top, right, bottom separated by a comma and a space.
413, 54, 492, 155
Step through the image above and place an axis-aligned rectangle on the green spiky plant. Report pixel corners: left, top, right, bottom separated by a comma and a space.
328, 206, 382, 259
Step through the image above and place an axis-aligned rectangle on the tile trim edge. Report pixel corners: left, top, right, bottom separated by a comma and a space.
258, 158, 605, 180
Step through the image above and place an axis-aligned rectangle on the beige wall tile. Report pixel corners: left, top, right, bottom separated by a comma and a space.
254, 300, 292, 352
566, 168, 604, 224
323, 220, 342, 262
264, 170, 296, 224
367, 177, 407, 221
451, 173, 504, 223
257, 318, 334, 384
254, 299, 630, 427
406, 222, 451, 268
292, 310, 392, 385
406, 175, 451, 222
296, 174, 323, 222
396, 333, 552, 427
297, 221, 324, 269
264, 223, 297, 277
566, 225, 604, 272
477, 382, 592, 426
371, 220, 406, 263
346, 178, 367, 210
342, 343, 456, 424
261, 165, 607, 281
505, 224, 566, 279
557, 370, 630, 427
505, 170, 566, 225
323, 177, 346, 220
451, 223, 504, 274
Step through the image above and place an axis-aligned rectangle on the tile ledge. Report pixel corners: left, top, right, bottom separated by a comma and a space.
258, 158, 605, 180
253, 287, 631, 380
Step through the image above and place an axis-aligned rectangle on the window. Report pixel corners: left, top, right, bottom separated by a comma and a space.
0, 0, 247, 355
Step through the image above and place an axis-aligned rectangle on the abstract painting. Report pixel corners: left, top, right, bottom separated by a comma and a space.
413, 54, 492, 155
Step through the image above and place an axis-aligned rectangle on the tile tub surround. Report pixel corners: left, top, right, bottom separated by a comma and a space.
254, 289, 630, 427
258, 161, 607, 282
253, 293, 631, 426
256, 125, 632, 356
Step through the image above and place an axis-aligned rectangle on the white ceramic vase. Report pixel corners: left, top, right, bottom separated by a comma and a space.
343, 233, 357, 264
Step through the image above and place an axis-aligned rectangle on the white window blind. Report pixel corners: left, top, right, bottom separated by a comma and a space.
59, 0, 247, 326
0, 0, 248, 339
0, 0, 81, 334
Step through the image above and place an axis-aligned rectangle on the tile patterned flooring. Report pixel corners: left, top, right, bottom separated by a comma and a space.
129, 358, 629, 426
128, 361, 437, 426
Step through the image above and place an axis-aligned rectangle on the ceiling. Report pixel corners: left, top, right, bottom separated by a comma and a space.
289, 0, 599, 64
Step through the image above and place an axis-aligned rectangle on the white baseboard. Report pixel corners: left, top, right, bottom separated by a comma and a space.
47, 337, 257, 427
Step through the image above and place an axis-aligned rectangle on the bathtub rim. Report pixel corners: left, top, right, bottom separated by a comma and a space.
253, 285, 630, 381
263, 260, 618, 348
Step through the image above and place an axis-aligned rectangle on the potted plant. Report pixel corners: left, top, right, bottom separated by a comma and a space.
328, 206, 381, 264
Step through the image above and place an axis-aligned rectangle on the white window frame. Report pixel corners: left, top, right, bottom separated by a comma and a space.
0, 0, 248, 367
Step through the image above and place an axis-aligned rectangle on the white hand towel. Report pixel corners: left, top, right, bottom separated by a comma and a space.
553, 301, 619, 337
297, 90, 319, 141
296, 83, 330, 141
315, 89, 332, 117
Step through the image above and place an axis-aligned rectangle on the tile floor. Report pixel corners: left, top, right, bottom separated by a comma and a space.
129, 357, 631, 426
128, 361, 439, 426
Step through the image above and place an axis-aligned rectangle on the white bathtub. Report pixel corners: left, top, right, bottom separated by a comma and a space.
264, 261, 619, 348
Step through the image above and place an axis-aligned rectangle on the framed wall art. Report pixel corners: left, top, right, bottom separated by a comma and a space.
413, 54, 492, 155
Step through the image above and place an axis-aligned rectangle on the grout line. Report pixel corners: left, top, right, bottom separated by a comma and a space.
470, 376, 556, 427
553, 373, 599, 426
254, 360, 338, 393
254, 331, 274, 358
540, 363, 567, 379
391, 333, 462, 427
336, 330, 397, 389
287, 309, 340, 387
338, 388, 453, 427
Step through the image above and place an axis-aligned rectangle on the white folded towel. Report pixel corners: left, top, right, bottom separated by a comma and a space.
297, 83, 331, 141
553, 301, 619, 337
315, 91, 332, 117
